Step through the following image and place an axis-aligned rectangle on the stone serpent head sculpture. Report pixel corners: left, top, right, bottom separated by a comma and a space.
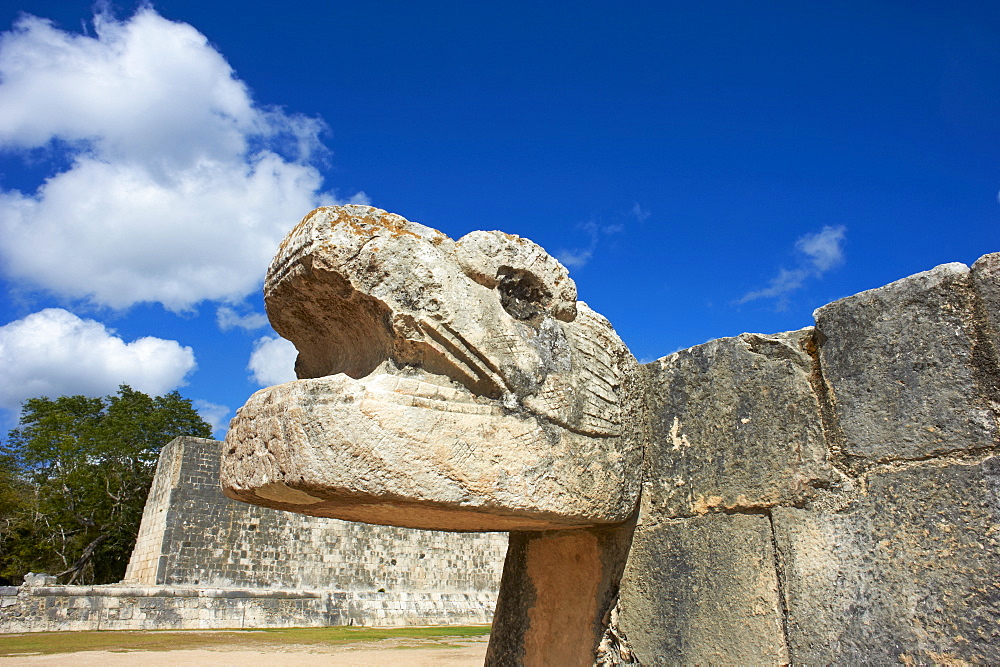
223, 205, 646, 663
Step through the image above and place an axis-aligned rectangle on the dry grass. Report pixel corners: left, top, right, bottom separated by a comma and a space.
0, 625, 491, 656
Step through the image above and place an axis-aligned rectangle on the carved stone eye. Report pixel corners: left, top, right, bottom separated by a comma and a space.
454, 230, 578, 322
496, 267, 551, 321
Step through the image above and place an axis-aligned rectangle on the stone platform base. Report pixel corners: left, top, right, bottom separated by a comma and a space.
0, 584, 496, 632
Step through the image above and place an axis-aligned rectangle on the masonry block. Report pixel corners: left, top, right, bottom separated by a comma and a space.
815, 262, 999, 463
617, 512, 787, 662
773, 456, 1000, 663
643, 329, 837, 517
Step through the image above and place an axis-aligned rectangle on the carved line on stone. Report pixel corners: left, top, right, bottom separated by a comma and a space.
766, 509, 792, 662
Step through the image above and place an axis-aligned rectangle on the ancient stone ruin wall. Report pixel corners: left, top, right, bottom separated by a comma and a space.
124, 435, 188, 585
0, 436, 507, 633
0, 585, 498, 632
124, 437, 507, 593
615, 254, 1000, 664
212, 205, 993, 662
6, 216, 997, 659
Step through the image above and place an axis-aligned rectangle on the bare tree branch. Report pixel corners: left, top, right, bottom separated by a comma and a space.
56, 533, 107, 584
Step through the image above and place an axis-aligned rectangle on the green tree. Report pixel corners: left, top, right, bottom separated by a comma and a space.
0, 447, 26, 577
1, 386, 212, 585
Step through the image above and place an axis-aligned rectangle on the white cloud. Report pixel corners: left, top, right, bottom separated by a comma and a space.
631, 203, 651, 222
739, 267, 812, 303
556, 247, 594, 269
739, 225, 847, 305
248, 335, 297, 386
795, 225, 846, 272
0, 9, 364, 311
555, 218, 625, 270
194, 399, 230, 437
0, 308, 196, 413
216, 306, 269, 332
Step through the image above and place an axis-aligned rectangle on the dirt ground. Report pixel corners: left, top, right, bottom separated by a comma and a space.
0, 635, 489, 666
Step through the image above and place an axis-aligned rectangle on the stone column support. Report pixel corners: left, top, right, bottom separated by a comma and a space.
486, 516, 636, 666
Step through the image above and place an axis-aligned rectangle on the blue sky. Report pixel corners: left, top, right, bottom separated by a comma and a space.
0, 1, 997, 436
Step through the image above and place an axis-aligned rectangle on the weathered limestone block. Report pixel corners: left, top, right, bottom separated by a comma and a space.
612, 329, 843, 662
616, 512, 787, 663
772, 456, 1000, 664
972, 251, 1000, 363
643, 329, 839, 517
223, 206, 645, 531
814, 262, 999, 463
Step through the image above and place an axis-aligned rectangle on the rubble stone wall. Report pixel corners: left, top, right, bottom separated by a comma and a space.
616, 253, 1000, 664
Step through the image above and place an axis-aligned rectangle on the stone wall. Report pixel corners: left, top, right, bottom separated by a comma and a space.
615, 253, 1000, 664
0, 584, 496, 632
6, 239, 998, 661
124, 437, 507, 593
1, 436, 507, 633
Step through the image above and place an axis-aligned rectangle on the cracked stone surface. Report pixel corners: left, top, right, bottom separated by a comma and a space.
615, 513, 788, 663
972, 252, 1000, 357
612, 255, 1000, 664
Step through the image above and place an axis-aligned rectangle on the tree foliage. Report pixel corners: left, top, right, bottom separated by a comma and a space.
0, 386, 212, 585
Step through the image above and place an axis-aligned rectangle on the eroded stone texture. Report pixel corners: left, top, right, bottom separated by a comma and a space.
643, 329, 839, 517
615, 512, 788, 663
613, 328, 841, 662
773, 456, 1000, 664
973, 253, 1000, 320
814, 262, 999, 463
486, 520, 635, 666
222, 206, 645, 532
972, 251, 1000, 365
